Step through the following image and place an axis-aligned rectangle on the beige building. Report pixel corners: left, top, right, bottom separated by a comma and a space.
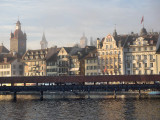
97, 30, 127, 75
22, 47, 57, 76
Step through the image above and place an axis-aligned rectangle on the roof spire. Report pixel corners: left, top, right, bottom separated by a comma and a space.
113, 24, 117, 37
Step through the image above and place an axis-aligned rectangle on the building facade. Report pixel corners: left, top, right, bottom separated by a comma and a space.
84, 49, 98, 76
124, 28, 159, 75
97, 31, 127, 75
0, 54, 23, 77
23, 49, 48, 76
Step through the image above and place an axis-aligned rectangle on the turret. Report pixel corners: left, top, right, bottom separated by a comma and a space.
16, 20, 21, 30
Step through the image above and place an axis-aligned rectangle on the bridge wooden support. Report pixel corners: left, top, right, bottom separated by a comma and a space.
13, 92, 17, 101
40, 91, 43, 100
139, 88, 141, 96
114, 89, 117, 98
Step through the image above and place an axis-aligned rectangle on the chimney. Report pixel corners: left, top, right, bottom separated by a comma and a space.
4, 58, 7, 63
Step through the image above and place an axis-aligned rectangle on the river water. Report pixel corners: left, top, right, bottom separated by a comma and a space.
0, 93, 160, 120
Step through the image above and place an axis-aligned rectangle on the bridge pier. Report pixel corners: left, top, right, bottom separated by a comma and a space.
40, 91, 43, 100
13, 92, 17, 101
114, 89, 117, 98
139, 88, 141, 96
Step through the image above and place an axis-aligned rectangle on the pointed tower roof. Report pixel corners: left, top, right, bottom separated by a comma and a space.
113, 24, 117, 37
42, 32, 47, 42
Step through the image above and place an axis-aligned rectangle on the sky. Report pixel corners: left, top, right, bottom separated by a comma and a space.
0, 0, 160, 50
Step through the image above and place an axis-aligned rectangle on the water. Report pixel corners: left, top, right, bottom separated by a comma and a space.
0, 94, 160, 120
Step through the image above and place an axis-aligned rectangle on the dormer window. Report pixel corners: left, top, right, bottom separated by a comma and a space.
25, 56, 28, 60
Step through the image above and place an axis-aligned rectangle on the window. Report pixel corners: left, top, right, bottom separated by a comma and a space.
145, 63, 147, 67
110, 45, 113, 49
133, 63, 136, 68
132, 56, 135, 60
132, 48, 135, 51
127, 63, 130, 68
145, 47, 147, 51
19, 65, 23, 69
138, 48, 141, 51
139, 70, 141, 75
144, 55, 147, 60
150, 47, 153, 50
127, 70, 130, 75
13, 71, 16, 75
151, 70, 153, 74
150, 63, 153, 67
150, 55, 153, 60
106, 45, 108, 49
133, 70, 136, 75
145, 70, 147, 74
13, 65, 16, 69
139, 63, 141, 67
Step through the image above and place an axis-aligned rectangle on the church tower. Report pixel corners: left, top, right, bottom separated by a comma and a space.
40, 33, 48, 49
80, 33, 88, 48
10, 20, 27, 56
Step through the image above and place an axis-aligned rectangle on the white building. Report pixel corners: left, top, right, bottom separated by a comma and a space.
0, 54, 23, 77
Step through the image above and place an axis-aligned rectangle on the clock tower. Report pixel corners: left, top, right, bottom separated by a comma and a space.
10, 20, 27, 56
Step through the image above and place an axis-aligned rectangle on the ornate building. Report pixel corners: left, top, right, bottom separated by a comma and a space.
97, 29, 127, 75
124, 27, 159, 75
40, 33, 48, 49
10, 20, 27, 56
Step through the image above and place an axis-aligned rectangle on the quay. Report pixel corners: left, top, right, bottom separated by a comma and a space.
0, 75, 160, 100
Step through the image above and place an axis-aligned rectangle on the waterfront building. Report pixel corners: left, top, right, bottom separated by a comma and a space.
84, 49, 98, 76
156, 35, 160, 74
124, 27, 159, 75
57, 47, 72, 76
80, 33, 88, 48
46, 47, 60, 76
10, 20, 27, 56
22, 47, 57, 76
40, 33, 48, 49
0, 53, 23, 77
23, 49, 48, 76
97, 29, 127, 75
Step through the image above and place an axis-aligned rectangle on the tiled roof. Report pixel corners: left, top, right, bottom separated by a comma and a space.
0, 45, 9, 54
0, 54, 17, 64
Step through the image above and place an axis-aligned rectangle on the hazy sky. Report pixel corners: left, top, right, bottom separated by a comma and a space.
0, 0, 160, 50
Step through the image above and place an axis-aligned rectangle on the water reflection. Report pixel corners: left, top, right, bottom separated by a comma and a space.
0, 95, 159, 120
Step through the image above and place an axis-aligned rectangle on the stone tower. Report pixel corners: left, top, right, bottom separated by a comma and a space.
40, 33, 48, 49
10, 20, 27, 56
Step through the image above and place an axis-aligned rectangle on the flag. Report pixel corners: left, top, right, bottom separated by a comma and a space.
104, 66, 107, 73
141, 16, 144, 24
